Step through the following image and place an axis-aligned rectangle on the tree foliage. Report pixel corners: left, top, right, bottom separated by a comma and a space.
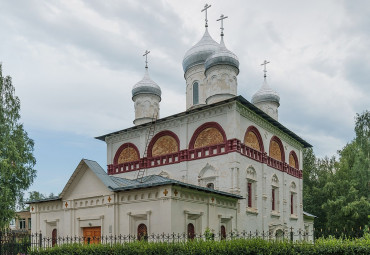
0, 63, 36, 229
303, 110, 370, 231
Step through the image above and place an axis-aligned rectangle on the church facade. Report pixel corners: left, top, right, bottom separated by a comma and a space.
29, 9, 314, 242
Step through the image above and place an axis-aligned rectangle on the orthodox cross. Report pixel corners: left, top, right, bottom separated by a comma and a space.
108, 196, 112, 203
261, 60, 270, 79
143, 50, 150, 68
65, 202, 68, 208
217, 14, 228, 36
163, 189, 168, 196
201, 4, 211, 27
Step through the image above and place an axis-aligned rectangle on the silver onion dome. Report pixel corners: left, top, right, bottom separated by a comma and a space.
182, 28, 219, 73
132, 68, 162, 99
204, 37, 239, 73
251, 79, 280, 106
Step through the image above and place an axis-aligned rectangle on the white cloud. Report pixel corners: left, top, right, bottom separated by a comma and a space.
1, 0, 369, 163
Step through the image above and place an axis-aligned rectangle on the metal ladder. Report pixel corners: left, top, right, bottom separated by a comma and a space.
136, 114, 157, 182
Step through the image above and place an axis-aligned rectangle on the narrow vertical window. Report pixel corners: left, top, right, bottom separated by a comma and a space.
247, 182, 252, 207
291, 193, 294, 214
193, 82, 199, 105
272, 188, 275, 211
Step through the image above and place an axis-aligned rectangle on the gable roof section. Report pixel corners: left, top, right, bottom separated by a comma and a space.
95, 95, 311, 148
59, 159, 119, 198
28, 160, 241, 204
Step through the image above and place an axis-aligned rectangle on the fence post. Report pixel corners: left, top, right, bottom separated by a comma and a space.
0, 231, 2, 255
290, 227, 293, 242
39, 232, 42, 248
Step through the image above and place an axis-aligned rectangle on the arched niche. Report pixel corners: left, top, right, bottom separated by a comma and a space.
114, 143, 140, 165
147, 130, 180, 157
244, 126, 264, 152
189, 122, 227, 149
269, 136, 285, 162
198, 163, 218, 189
289, 151, 299, 169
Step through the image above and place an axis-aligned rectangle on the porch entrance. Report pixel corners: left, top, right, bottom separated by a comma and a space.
83, 227, 101, 244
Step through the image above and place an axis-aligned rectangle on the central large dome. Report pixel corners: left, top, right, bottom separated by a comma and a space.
182, 28, 219, 73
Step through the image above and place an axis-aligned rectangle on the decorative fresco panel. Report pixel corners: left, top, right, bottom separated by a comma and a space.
194, 127, 223, 149
244, 131, 261, 151
289, 154, 297, 168
117, 147, 139, 164
269, 140, 282, 161
152, 135, 178, 157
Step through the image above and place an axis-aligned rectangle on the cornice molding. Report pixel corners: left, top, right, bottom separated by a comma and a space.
236, 102, 303, 149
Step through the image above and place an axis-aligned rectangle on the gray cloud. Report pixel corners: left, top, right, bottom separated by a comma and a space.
0, 0, 369, 160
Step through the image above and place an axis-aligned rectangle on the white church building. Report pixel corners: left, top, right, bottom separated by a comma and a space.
29, 7, 314, 242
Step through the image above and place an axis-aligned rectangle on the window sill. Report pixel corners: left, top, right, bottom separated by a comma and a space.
290, 214, 298, 220
246, 208, 258, 215
271, 211, 280, 218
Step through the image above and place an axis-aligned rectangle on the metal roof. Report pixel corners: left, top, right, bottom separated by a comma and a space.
303, 211, 317, 218
96, 95, 312, 148
28, 160, 242, 204
182, 28, 219, 73
26, 196, 61, 204
110, 175, 243, 199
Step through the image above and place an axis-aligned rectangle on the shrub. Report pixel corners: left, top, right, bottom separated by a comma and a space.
29, 237, 370, 255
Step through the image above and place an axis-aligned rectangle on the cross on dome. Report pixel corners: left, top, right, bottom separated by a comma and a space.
143, 50, 150, 68
217, 14, 228, 37
201, 4, 212, 27
261, 60, 270, 80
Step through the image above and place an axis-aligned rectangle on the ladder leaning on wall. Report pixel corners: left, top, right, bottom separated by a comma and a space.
136, 113, 158, 182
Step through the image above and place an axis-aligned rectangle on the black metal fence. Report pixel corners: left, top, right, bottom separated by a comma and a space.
0, 227, 367, 255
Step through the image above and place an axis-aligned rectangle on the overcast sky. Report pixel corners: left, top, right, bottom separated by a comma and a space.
1, 0, 369, 196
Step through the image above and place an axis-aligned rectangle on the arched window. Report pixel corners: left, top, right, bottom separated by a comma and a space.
269, 136, 285, 162
246, 167, 257, 209
206, 183, 214, 189
193, 82, 199, 105
147, 131, 180, 158
244, 126, 264, 152
187, 223, 195, 240
189, 122, 227, 149
52, 228, 57, 247
290, 182, 297, 215
289, 151, 299, 169
271, 174, 279, 212
221, 225, 226, 240
137, 224, 148, 241
114, 143, 140, 165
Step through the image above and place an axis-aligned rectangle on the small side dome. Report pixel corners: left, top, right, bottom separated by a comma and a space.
251, 80, 280, 106
204, 38, 239, 73
182, 28, 219, 73
132, 68, 162, 100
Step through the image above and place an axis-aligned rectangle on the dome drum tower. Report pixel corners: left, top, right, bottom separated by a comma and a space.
132, 51, 161, 126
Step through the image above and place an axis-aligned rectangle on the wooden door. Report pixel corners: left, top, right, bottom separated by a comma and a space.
220, 225, 226, 240
83, 227, 101, 244
187, 223, 195, 240
52, 228, 57, 247
137, 224, 148, 241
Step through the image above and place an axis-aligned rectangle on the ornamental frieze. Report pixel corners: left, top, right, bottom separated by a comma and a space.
236, 102, 303, 149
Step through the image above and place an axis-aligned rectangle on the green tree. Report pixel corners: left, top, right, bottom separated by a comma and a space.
0, 63, 36, 229
322, 111, 370, 231
303, 110, 370, 233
